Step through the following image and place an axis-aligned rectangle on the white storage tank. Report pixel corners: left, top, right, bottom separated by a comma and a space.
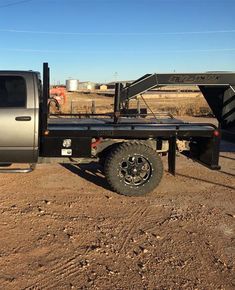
66, 79, 79, 92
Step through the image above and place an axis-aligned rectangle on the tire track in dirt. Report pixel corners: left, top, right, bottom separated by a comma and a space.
24, 206, 150, 289
0, 278, 15, 290
117, 206, 149, 253
23, 253, 87, 290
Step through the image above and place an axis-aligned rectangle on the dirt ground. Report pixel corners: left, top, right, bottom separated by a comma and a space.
0, 139, 234, 289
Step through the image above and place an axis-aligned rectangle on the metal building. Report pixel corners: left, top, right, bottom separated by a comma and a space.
100, 84, 108, 91
77, 82, 96, 91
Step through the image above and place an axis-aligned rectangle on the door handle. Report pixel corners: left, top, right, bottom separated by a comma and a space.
15, 116, 32, 121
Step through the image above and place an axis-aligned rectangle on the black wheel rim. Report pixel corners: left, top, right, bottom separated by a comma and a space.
119, 154, 152, 186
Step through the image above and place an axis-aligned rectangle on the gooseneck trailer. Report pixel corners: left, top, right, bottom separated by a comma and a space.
0, 63, 234, 196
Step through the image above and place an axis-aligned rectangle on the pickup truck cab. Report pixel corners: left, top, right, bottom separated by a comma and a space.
0, 71, 40, 163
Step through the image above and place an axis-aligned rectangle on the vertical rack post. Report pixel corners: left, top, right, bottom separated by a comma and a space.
114, 82, 123, 123
42, 63, 49, 133
91, 100, 96, 114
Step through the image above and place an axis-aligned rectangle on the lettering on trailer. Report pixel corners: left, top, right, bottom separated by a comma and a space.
168, 75, 220, 84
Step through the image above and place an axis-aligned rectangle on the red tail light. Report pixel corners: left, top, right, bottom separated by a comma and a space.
214, 130, 220, 137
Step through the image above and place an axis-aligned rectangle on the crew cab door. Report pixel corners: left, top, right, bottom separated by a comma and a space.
0, 72, 37, 163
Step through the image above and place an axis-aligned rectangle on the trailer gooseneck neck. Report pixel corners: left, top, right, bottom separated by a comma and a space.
113, 71, 235, 129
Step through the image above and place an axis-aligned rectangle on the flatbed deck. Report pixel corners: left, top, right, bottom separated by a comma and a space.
49, 117, 184, 125
48, 117, 216, 138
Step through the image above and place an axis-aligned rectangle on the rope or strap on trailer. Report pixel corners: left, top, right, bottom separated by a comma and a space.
140, 94, 163, 124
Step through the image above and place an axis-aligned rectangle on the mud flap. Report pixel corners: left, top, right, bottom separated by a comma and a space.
188, 134, 221, 170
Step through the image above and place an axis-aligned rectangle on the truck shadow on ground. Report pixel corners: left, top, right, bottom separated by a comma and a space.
177, 173, 235, 190
220, 155, 235, 161
220, 140, 235, 153
62, 163, 235, 193
219, 170, 235, 177
61, 163, 111, 191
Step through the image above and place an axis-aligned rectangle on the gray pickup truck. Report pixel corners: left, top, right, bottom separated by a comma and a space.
0, 63, 234, 196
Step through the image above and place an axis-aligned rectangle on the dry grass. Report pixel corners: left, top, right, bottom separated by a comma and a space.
60, 91, 212, 117
152, 97, 212, 116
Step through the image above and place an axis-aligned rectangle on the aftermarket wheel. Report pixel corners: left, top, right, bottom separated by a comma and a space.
104, 142, 163, 196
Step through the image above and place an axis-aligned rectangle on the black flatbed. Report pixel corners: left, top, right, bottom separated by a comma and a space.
49, 116, 184, 125
47, 117, 216, 138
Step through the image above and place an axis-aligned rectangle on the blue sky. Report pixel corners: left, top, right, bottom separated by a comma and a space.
0, 0, 235, 83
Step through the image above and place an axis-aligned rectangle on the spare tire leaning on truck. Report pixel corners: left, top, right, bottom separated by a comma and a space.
104, 142, 163, 196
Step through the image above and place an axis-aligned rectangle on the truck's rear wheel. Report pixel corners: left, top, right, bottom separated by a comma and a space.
104, 142, 163, 196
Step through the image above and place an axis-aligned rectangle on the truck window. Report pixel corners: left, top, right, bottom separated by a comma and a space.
0, 76, 26, 107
